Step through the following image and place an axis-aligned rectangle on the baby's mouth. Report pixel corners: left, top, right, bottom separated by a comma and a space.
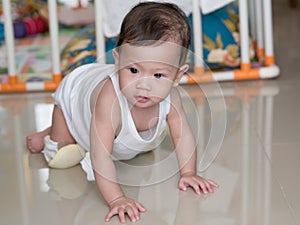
135, 96, 150, 103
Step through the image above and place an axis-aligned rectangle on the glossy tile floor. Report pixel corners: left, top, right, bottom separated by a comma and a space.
1, 2, 300, 225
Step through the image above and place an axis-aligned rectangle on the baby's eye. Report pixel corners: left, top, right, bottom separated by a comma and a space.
129, 67, 138, 74
154, 73, 164, 79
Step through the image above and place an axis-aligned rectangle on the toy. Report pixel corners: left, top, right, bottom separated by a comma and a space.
0, 0, 48, 40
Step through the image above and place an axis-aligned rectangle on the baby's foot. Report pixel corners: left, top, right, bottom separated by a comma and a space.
26, 132, 46, 153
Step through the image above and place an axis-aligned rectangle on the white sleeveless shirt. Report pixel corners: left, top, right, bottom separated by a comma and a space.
54, 63, 170, 161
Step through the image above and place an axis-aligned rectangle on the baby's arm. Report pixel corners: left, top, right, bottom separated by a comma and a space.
167, 89, 218, 194
90, 81, 145, 223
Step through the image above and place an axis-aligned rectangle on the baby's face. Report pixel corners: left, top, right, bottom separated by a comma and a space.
114, 41, 187, 108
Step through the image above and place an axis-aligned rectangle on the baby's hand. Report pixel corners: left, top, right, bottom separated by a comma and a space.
106, 196, 146, 224
178, 172, 219, 195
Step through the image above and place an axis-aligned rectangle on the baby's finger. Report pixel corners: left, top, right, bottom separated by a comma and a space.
125, 206, 138, 222
188, 180, 201, 194
199, 181, 209, 194
178, 180, 188, 191
105, 208, 117, 222
203, 180, 214, 193
207, 179, 219, 188
135, 201, 147, 212
118, 208, 126, 224
131, 204, 141, 220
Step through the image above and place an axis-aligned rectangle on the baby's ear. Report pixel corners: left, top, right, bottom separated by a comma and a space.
112, 49, 120, 67
173, 64, 189, 87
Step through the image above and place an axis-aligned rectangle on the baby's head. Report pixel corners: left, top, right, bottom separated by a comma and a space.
116, 2, 191, 66
113, 2, 191, 107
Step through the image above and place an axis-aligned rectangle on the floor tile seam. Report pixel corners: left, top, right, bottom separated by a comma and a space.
252, 126, 299, 225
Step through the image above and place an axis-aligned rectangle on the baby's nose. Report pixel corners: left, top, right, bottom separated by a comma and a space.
136, 77, 152, 91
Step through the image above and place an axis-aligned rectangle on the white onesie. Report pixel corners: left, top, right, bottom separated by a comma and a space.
52, 63, 171, 161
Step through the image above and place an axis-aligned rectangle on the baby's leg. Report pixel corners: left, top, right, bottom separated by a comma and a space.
46, 105, 85, 168
50, 105, 76, 147
29, 105, 84, 168
26, 105, 75, 153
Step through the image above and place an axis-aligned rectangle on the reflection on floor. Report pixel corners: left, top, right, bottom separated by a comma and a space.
1, 1, 300, 224
1, 77, 299, 225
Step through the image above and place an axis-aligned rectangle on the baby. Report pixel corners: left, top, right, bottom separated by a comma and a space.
27, 2, 218, 223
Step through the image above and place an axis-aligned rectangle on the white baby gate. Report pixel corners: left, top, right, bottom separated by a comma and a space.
0, 0, 279, 92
